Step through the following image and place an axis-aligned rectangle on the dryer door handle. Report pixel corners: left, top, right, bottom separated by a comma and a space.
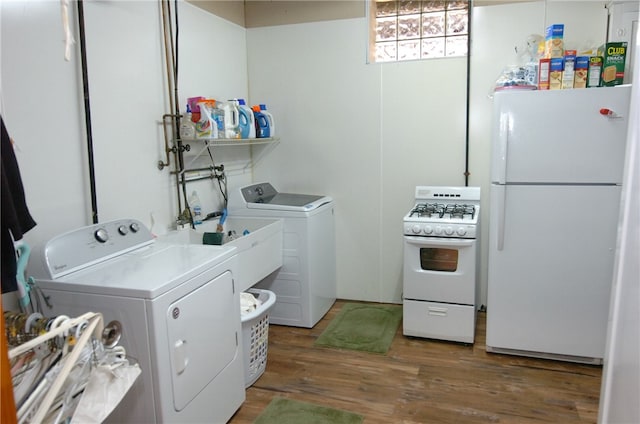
173, 339, 189, 375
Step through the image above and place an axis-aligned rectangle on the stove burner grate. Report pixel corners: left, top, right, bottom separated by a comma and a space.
410, 203, 476, 220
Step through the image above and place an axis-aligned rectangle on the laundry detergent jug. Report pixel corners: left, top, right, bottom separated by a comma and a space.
237, 99, 256, 139
251, 105, 270, 138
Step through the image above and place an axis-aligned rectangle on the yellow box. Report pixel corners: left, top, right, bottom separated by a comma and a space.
549, 58, 564, 90
545, 24, 564, 58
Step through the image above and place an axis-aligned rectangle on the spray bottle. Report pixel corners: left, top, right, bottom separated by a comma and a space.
189, 190, 203, 225
179, 104, 196, 139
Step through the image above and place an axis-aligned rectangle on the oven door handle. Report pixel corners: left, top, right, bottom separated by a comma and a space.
404, 236, 475, 248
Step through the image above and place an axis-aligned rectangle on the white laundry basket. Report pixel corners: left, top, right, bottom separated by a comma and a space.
241, 288, 276, 388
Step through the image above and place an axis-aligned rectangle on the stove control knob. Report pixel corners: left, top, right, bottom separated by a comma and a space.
456, 227, 467, 236
94, 228, 109, 243
434, 226, 443, 235
444, 226, 454, 236
130, 222, 140, 233
411, 225, 421, 234
423, 225, 433, 235
118, 225, 129, 236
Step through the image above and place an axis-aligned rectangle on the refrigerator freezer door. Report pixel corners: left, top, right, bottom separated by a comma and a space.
491, 86, 631, 184
486, 184, 621, 360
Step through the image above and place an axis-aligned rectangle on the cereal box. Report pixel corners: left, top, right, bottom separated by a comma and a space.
549, 58, 564, 90
538, 58, 551, 90
562, 51, 576, 89
545, 24, 564, 58
573, 56, 589, 88
587, 56, 603, 88
597, 42, 627, 86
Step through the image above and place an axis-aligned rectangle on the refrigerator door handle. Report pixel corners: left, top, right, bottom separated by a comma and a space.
497, 113, 510, 184
495, 185, 506, 251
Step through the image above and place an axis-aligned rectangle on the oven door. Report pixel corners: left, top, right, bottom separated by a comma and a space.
403, 236, 476, 305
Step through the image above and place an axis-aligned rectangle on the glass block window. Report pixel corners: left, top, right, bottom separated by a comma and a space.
370, 0, 469, 63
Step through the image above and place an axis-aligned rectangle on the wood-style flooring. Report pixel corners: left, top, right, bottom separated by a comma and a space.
228, 300, 602, 424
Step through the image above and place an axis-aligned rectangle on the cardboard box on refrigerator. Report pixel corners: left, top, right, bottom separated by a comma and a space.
549, 58, 564, 90
587, 56, 603, 88
544, 24, 564, 58
561, 50, 576, 89
573, 56, 589, 88
597, 42, 627, 86
538, 58, 550, 90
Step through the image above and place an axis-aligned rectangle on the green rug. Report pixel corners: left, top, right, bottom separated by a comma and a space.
254, 397, 363, 424
314, 303, 402, 354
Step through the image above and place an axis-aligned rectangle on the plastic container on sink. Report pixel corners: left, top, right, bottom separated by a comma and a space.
162, 216, 283, 292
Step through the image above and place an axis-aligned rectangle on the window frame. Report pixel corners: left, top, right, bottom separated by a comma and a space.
367, 0, 471, 64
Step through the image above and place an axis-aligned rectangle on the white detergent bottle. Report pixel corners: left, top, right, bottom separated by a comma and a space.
237, 99, 256, 139
195, 100, 217, 139
259, 104, 275, 137
211, 100, 225, 139
222, 100, 240, 139
189, 190, 203, 225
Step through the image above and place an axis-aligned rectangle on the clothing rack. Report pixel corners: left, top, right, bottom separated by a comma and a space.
8, 312, 104, 423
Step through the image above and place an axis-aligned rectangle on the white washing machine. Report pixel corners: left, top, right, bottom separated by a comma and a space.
228, 182, 336, 328
35, 219, 245, 423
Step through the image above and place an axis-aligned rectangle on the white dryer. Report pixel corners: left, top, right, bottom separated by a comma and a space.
35, 219, 245, 423
228, 182, 336, 328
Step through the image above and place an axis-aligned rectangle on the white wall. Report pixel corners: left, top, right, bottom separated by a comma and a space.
0, 1, 249, 279
248, 1, 608, 303
1, 0, 611, 305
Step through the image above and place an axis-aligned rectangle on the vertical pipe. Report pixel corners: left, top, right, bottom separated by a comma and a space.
77, 0, 99, 224
464, 1, 473, 187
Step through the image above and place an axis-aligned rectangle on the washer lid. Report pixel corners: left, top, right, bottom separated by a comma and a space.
38, 242, 237, 299
247, 194, 332, 211
238, 182, 332, 211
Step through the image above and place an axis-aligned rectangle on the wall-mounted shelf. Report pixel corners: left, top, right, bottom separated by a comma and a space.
180, 137, 279, 147
180, 136, 280, 172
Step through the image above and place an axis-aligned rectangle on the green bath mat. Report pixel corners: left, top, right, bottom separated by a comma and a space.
314, 303, 402, 354
254, 397, 363, 424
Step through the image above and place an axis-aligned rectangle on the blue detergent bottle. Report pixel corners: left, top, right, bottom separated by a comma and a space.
259, 104, 275, 137
237, 99, 256, 139
252, 105, 270, 138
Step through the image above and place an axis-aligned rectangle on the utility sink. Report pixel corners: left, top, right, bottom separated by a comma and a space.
162, 217, 283, 292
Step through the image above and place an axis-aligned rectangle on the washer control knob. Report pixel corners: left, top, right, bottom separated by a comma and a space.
434, 226, 443, 235
444, 226, 454, 235
118, 225, 129, 236
94, 228, 109, 243
456, 227, 467, 236
129, 222, 140, 233
423, 225, 433, 235
411, 225, 421, 234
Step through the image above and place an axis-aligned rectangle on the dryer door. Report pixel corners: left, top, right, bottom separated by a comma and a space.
166, 270, 238, 411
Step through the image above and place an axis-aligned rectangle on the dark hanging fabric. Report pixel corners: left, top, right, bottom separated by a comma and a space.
1, 116, 37, 293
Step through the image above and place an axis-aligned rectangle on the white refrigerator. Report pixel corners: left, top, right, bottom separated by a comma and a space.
486, 85, 632, 364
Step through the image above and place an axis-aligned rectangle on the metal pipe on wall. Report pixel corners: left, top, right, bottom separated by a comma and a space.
464, 1, 473, 187
77, 0, 99, 224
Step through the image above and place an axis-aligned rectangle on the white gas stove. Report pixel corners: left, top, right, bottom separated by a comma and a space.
403, 186, 480, 239
402, 186, 481, 344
